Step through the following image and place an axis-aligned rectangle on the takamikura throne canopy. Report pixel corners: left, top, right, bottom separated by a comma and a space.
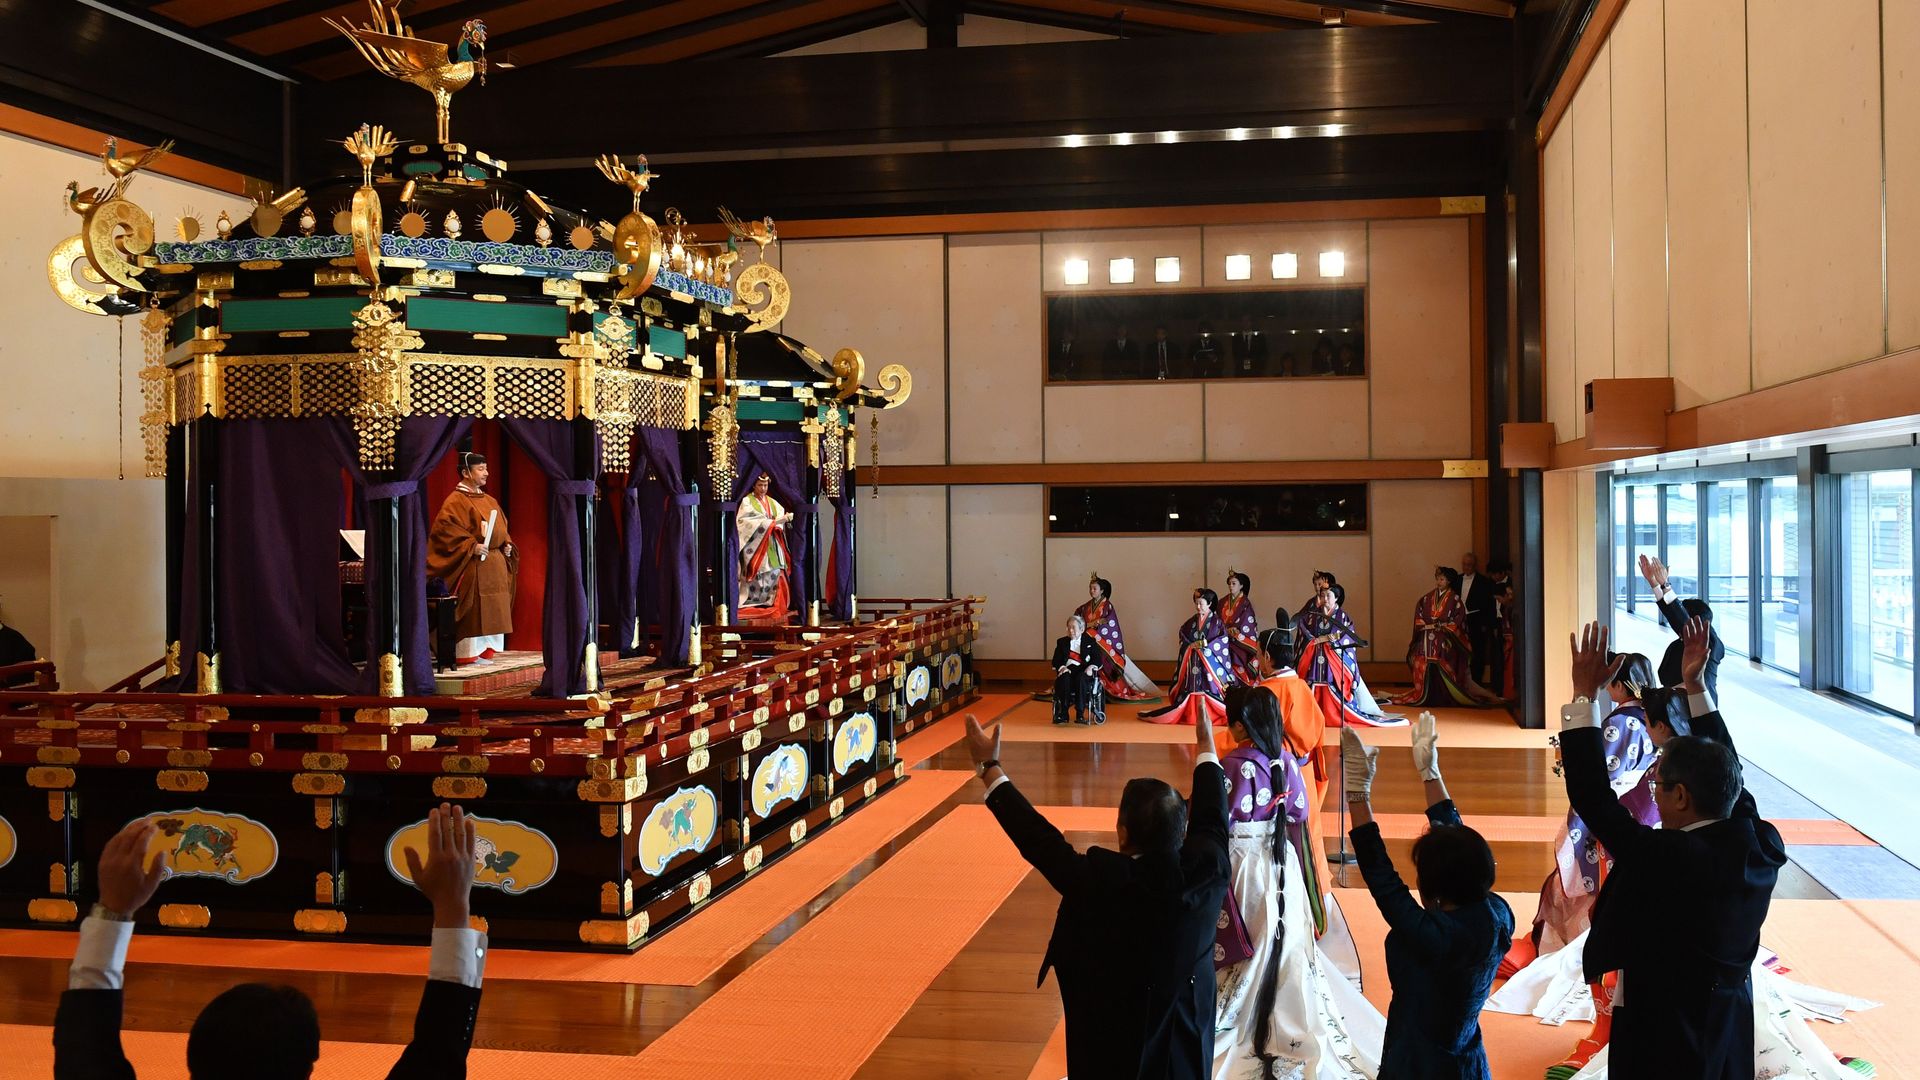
45, 0, 911, 700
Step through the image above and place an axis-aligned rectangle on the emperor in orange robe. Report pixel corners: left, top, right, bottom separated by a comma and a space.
427, 453, 517, 663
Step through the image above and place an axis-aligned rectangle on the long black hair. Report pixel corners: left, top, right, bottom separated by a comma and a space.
1260, 607, 1297, 670
1223, 684, 1289, 1074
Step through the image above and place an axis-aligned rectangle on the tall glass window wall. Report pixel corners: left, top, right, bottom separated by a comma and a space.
1706, 480, 1750, 656
1838, 471, 1914, 714
1759, 476, 1800, 674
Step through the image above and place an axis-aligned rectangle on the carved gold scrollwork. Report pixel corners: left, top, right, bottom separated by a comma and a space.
612, 212, 662, 300
140, 306, 171, 476
830, 348, 865, 402
733, 262, 789, 333
82, 199, 155, 292
876, 364, 912, 409
47, 234, 127, 316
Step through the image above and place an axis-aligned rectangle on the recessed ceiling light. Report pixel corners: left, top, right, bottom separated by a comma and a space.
1320, 250, 1346, 277
1155, 256, 1180, 283
1224, 254, 1251, 281
1109, 257, 1135, 284
1063, 258, 1088, 285
1272, 252, 1299, 279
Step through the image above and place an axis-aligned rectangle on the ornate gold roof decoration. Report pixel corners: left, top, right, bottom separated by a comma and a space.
326, 1, 493, 146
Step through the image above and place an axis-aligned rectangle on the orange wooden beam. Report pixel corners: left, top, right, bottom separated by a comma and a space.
0, 101, 254, 196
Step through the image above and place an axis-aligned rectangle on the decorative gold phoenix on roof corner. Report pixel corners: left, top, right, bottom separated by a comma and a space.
325, 1, 490, 145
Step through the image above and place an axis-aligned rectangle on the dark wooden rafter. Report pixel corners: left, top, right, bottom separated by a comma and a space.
679, 7, 910, 61
1321, 0, 1510, 23
68, 0, 296, 77
272, 0, 677, 70
961, 1, 1185, 37
561, 0, 844, 67
1108, 0, 1321, 30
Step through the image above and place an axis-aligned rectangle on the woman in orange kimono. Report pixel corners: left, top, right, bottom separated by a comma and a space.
1252, 613, 1329, 933
1391, 566, 1503, 706
427, 452, 518, 665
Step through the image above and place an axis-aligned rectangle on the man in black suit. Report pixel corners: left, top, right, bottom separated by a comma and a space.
1052, 327, 1081, 380
1148, 324, 1182, 381
1107, 324, 1141, 379
1229, 314, 1269, 376
56, 803, 486, 1080
1639, 553, 1726, 701
1051, 614, 1107, 726
1561, 621, 1784, 1080
1459, 551, 1494, 683
965, 710, 1229, 1079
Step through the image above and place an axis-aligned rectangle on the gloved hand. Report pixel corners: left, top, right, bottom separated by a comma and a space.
1411, 711, 1441, 781
1341, 727, 1379, 801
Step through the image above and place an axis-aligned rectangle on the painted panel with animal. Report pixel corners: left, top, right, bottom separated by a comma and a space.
636, 785, 719, 878
131, 809, 278, 885
751, 744, 809, 820
384, 814, 559, 896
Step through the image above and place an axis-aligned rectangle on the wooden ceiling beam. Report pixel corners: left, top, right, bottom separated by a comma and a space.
1320, 0, 1507, 23
553, 0, 835, 68
962, 1, 1186, 36
678, 7, 909, 60
1105, 0, 1320, 30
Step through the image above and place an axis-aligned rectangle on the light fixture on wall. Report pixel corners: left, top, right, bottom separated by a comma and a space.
1320, 250, 1346, 277
1155, 256, 1180, 283
1272, 252, 1299, 279
1224, 254, 1251, 281
1063, 258, 1088, 286
1109, 257, 1135, 284
1228, 127, 1248, 141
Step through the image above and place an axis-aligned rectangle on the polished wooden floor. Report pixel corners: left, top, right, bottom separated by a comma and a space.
0, 695, 1836, 1075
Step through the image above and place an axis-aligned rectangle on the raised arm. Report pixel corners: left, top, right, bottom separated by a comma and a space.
54, 820, 172, 1080
1184, 702, 1229, 874
1673, 617, 1758, 821
1343, 728, 1451, 955
1561, 623, 1657, 861
966, 714, 1094, 897
388, 803, 487, 1080
1640, 554, 1692, 636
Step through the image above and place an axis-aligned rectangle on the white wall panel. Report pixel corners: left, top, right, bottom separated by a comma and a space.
1198, 222, 1369, 286
1044, 383, 1205, 461
1664, 0, 1752, 408
0, 133, 247, 479
1367, 218, 1472, 458
1748, 0, 1885, 387
949, 484, 1045, 660
1202, 379, 1369, 460
1887, 0, 1920, 352
948, 233, 1045, 463
1543, 128, 1579, 440
855, 485, 948, 599
1368, 480, 1474, 671
1571, 50, 1616, 437
1041, 227, 1203, 292
1609, 0, 1670, 380
1045, 537, 1206, 663
780, 236, 948, 465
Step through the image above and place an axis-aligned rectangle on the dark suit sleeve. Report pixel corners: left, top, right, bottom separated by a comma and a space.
1562, 726, 1657, 863
1350, 822, 1449, 958
986, 779, 1095, 898
53, 990, 136, 1080
1183, 760, 1230, 878
1656, 593, 1690, 636
384, 980, 483, 1080
1682, 706, 1760, 821
1050, 636, 1067, 669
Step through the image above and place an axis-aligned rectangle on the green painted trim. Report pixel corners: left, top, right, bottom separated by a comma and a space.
647, 324, 687, 358
403, 162, 443, 175
406, 297, 568, 337
221, 297, 367, 332
736, 399, 806, 422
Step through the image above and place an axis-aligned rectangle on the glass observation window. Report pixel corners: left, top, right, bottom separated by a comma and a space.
1044, 286, 1366, 382
1758, 475, 1801, 674
1630, 486, 1660, 610
1665, 484, 1699, 605
1045, 483, 1368, 535
1614, 481, 1632, 615
1838, 470, 1914, 714
1705, 480, 1751, 657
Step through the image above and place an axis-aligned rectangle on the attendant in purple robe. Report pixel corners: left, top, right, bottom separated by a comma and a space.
1076, 574, 1161, 702
1142, 588, 1235, 726
1296, 587, 1406, 728
1218, 571, 1261, 685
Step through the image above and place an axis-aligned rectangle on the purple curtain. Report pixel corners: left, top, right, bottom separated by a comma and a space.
829, 479, 856, 621
211, 420, 361, 694
635, 426, 697, 665
501, 418, 598, 697
167, 423, 210, 693
721, 431, 814, 621
325, 416, 473, 695
596, 468, 642, 655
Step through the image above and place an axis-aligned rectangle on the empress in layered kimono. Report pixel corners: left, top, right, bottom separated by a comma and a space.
1076, 574, 1161, 701
427, 452, 518, 664
1218, 571, 1261, 685
1295, 590, 1405, 728
1213, 685, 1384, 1080
736, 474, 792, 621
1141, 588, 1235, 725
1391, 567, 1504, 707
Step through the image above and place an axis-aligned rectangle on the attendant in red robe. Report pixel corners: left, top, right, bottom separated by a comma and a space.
427, 452, 518, 665
1390, 566, 1503, 706
1141, 587, 1235, 726
1218, 570, 1260, 684
1076, 574, 1161, 701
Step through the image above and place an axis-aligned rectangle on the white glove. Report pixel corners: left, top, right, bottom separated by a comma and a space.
1411, 710, 1441, 781
1341, 727, 1379, 800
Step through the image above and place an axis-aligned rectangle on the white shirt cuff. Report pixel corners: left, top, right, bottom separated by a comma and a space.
1196, 751, 1220, 769
982, 773, 1012, 799
68, 916, 135, 991
1656, 585, 1677, 605
1688, 690, 1716, 717
1559, 700, 1607, 731
427, 927, 488, 989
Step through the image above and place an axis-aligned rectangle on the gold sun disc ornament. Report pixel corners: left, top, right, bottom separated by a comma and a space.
481, 207, 516, 243
569, 225, 595, 251
176, 215, 201, 242
398, 211, 428, 238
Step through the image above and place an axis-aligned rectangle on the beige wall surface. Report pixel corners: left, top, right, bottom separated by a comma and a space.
1570, 49, 1615, 440
0, 133, 246, 480
1045, 536, 1207, 663
0, 478, 164, 691
1543, 0, 1912, 426
1041, 227, 1206, 293
1202, 535, 1373, 659
854, 485, 948, 599
1043, 382, 1207, 461
1201, 379, 1369, 461
1369, 480, 1475, 668
781, 235, 948, 466
949, 484, 1045, 660
948, 233, 1045, 464
1366, 218, 1472, 459
1196, 222, 1370, 287
0, 516, 54, 669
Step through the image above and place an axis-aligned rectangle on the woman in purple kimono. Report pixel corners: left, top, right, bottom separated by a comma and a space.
1218, 571, 1261, 685
1391, 567, 1504, 707
1295, 586, 1405, 728
1076, 574, 1161, 702
1213, 685, 1384, 1079
1142, 588, 1235, 725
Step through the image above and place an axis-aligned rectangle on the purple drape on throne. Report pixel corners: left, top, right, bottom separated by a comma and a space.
828, 476, 855, 621
326, 416, 473, 696
719, 432, 814, 621
635, 427, 697, 665
500, 418, 598, 698
215, 420, 360, 695
597, 468, 641, 654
